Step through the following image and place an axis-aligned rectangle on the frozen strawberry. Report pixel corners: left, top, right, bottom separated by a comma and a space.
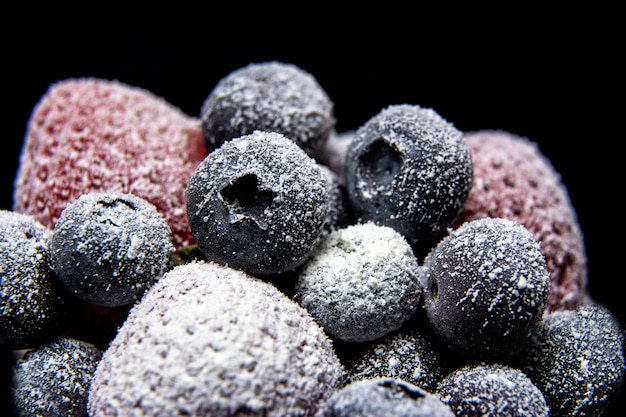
12, 78, 208, 251
452, 130, 587, 313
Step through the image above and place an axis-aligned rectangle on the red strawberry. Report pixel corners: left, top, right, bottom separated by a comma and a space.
13, 78, 208, 251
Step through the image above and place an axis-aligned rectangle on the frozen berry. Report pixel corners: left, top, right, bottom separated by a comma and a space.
0, 210, 76, 350
520, 301, 625, 417
49, 192, 175, 307
88, 261, 344, 417
185, 130, 329, 276
200, 61, 335, 157
436, 363, 549, 417
420, 217, 550, 361
317, 377, 455, 417
452, 130, 587, 313
11, 337, 102, 417
12, 78, 208, 251
295, 222, 421, 342
343, 104, 473, 245
345, 328, 445, 392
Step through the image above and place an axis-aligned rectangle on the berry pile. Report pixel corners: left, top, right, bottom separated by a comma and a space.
2, 61, 623, 417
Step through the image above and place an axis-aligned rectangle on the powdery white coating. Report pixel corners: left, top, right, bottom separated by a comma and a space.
186, 131, 329, 275
295, 222, 421, 342
420, 217, 550, 361
50, 192, 175, 307
452, 130, 587, 313
12, 78, 208, 251
345, 328, 445, 392
344, 104, 473, 245
316, 377, 455, 417
200, 61, 335, 157
12, 337, 102, 417
0, 210, 75, 349
521, 302, 625, 417
436, 363, 549, 417
88, 261, 344, 417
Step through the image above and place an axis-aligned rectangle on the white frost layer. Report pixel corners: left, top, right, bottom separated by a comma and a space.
88, 261, 344, 417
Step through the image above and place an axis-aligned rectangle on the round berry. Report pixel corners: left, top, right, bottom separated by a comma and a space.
345, 328, 445, 392
436, 363, 549, 417
420, 217, 550, 361
200, 61, 335, 157
185, 130, 329, 276
317, 377, 455, 417
11, 337, 102, 417
520, 301, 625, 417
88, 261, 344, 417
49, 192, 175, 307
0, 210, 76, 350
295, 222, 421, 342
343, 104, 473, 245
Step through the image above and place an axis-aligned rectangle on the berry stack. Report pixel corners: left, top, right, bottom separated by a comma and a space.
2, 61, 623, 417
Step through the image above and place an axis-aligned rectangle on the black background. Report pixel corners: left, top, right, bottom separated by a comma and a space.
1, 3, 624, 415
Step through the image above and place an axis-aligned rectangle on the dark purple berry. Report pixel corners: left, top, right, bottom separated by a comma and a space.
186, 131, 329, 276
0, 210, 76, 350
436, 363, 549, 417
345, 328, 445, 392
420, 217, 550, 361
50, 192, 175, 307
520, 301, 625, 417
343, 104, 473, 244
318, 377, 455, 417
11, 337, 102, 417
200, 61, 335, 157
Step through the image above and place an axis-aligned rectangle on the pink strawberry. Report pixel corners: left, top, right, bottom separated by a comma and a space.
13, 78, 208, 251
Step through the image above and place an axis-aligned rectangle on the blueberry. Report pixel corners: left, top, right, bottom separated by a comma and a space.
420, 217, 550, 361
185, 131, 329, 276
200, 61, 335, 157
343, 104, 473, 245
436, 363, 549, 417
345, 328, 445, 392
317, 377, 455, 417
0, 210, 76, 350
294, 222, 421, 342
520, 301, 625, 417
49, 192, 175, 307
11, 337, 102, 417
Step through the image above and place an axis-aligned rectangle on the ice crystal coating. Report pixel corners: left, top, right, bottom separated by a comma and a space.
88, 261, 344, 417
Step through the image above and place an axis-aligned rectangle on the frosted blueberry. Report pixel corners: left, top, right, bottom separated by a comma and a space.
50, 192, 175, 307
420, 217, 550, 361
344, 104, 473, 245
520, 301, 625, 417
295, 222, 421, 342
436, 363, 549, 417
200, 61, 335, 157
12, 337, 102, 417
317, 377, 455, 417
0, 210, 76, 349
186, 131, 329, 276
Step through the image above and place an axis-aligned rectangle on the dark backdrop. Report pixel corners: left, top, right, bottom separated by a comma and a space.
2, 3, 624, 416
